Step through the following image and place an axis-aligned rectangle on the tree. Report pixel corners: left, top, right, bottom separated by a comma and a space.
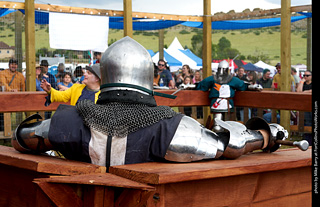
218, 37, 231, 51
191, 34, 203, 58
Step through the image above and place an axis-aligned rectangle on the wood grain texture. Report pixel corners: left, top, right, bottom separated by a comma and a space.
109, 148, 312, 185
0, 145, 106, 175
0, 90, 311, 112
34, 173, 155, 190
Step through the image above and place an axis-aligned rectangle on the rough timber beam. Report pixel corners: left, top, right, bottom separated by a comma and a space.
0, 1, 311, 22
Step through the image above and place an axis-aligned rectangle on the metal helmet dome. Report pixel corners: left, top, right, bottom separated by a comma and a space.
100, 36, 154, 93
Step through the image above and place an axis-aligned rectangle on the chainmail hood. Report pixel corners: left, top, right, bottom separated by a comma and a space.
76, 99, 178, 138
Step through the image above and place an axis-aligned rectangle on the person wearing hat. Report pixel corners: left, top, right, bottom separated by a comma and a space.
35, 64, 44, 91
271, 63, 295, 91
256, 69, 272, 89
40, 64, 101, 105
0, 59, 25, 92
40, 60, 57, 90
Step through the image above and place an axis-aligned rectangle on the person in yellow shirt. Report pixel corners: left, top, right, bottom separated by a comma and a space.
41, 64, 101, 105
0, 59, 25, 92
271, 63, 295, 91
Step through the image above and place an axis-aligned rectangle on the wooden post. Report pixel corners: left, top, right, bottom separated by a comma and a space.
280, 0, 291, 133
25, 0, 36, 92
203, 0, 212, 124
306, 17, 312, 71
123, 0, 133, 38
159, 29, 164, 60
14, 11, 23, 73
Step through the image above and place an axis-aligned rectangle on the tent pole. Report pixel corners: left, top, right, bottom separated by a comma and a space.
203, 0, 212, 125
280, 0, 291, 134
123, 0, 133, 37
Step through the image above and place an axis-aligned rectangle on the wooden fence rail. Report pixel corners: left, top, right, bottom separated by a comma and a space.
0, 90, 312, 138
0, 90, 312, 112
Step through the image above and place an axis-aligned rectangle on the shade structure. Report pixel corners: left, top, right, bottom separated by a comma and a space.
242, 63, 264, 72
254, 60, 276, 77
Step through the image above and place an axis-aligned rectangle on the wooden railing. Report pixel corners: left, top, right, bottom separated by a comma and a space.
0, 90, 312, 138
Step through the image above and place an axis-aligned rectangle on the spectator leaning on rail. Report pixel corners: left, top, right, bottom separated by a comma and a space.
40, 64, 101, 106
0, 58, 25, 92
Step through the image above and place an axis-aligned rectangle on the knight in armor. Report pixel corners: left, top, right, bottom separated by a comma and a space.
12, 37, 308, 169
196, 60, 263, 131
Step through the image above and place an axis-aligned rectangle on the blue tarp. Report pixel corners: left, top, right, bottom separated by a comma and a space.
178, 49, 202, 66
242, 63, 263, 72
0, 8, 15, 17
147, 49, 155, 57
163, 50, 182, 66
0, 8, 311, 30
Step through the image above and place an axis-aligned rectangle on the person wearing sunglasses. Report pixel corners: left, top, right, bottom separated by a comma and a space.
297, 70, 312, 145
297, 70, 312, 93
157, 59, 175, 89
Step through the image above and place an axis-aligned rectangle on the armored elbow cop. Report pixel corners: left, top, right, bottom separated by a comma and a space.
165, 116, 291, 162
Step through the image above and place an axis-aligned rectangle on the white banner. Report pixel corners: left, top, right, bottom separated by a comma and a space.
49, 12, 109, 52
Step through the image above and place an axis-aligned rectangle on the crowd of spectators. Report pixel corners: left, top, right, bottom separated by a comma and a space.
0, 58, 313, 143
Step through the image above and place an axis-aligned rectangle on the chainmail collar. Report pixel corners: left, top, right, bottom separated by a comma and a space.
76, 99, 178, 138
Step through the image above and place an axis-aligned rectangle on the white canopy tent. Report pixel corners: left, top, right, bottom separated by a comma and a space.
152, 37, 203, 72
254, 60, 276, 77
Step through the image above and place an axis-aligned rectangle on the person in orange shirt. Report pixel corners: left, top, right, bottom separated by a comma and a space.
0, 59, 25, 92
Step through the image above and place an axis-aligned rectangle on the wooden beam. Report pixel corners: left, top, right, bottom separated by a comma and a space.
0, 1, 311, 22
202, 0, 212, 125
0, 1, 203, 22
0, 145, 106, 174
25, 0, 36, 92
212, 5, 312, 21
14, 10, 23, 73
280, 0, 292, 133
306, 17, 312, 71
158, 29, 164, 60
0, 90, 312, 113
123, 0, 133, 37
109, 148, 311, 185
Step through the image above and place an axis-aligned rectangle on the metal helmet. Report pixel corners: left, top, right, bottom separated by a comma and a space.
214, 60, 232, 84
100, 36, 154, 93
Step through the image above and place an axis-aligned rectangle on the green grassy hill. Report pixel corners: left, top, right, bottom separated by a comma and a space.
0, 22, 308, 66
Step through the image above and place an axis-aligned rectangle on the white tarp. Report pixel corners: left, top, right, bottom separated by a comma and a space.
254, 60, 276, 77
166, 37, 200, 70
49, 12, 109, 52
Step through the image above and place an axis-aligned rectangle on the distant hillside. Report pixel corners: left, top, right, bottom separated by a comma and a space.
0, 12, 309, 65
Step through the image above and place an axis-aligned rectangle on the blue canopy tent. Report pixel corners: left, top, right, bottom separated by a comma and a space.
147, 50, 155, 57
242, 63, 263, 72
178, 49, 202, 66
152, 49, 182, 68
0, 9, 311, 30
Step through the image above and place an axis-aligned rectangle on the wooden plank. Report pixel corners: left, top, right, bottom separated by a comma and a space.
252, 192, 311, 207
0, 91, 66, 112
115, 189, 154, 207
123, 0, 133, 37
145, 167, 311, 207
0, 163, 49, 207
0, 145, 106, 175
212, 5, 311, 21
3, 113, 11, 137
233, 91, 312, 111
109, 148, 311, 185
251, 167, 311, 203
25, 0, 36, 92
0, 90, 312, 112
0, 1, 203, 22
34, 173, 154, 191
34, 181, 83, 207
